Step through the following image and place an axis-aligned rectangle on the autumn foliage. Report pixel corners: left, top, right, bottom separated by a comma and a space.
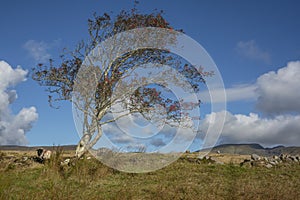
32, 7, 213, 156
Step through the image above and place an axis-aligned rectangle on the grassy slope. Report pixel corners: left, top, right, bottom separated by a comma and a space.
0, 151, 299, 200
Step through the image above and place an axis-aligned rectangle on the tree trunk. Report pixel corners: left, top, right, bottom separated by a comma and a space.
75, 132, 91, 158
75, 139, 87, 158
75, 124, 104, 158
75, 106, 106, 158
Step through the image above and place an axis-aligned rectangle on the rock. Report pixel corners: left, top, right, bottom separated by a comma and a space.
251, 154, 260, 161
273, 155, 279, 160
265, 164, 273, 168
217, 150, 221, 154
86, 157, 91, 160
60, 158, 70, 166
269, 161, 277, 166
280, 154, 287, 161
289, 156, 298, 162
251, 161, 265, 167
215, 161, 224, 165
205, 156, 210, 160
240, 159, 252, 167
195, 158, 201, 164
186, 157, 196, 163
210, 157, 224, 165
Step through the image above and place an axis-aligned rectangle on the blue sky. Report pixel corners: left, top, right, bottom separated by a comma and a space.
0, 0, 300, 149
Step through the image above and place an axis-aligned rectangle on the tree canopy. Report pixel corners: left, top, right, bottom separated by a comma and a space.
32, 8, 213, 158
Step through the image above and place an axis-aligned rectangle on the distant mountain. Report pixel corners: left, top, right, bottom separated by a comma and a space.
1, 143, 299, 156
197, 143, 300, 156
0, 145, 77, 151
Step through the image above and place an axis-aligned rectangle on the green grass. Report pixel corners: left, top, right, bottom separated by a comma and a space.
0, 152, 299, 200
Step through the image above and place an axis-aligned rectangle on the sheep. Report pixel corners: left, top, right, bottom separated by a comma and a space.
36, 148, 52, 163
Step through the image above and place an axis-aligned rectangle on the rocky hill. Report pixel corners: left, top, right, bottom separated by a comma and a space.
201, 143, 300, 156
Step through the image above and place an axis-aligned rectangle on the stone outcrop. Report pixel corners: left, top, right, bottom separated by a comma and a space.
241, 153, 299, 168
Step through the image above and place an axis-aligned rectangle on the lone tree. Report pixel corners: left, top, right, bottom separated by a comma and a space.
32, 8, 213, 158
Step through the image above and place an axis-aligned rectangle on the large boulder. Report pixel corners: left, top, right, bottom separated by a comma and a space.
265, 163, 273, 168
251, 154, 261, 161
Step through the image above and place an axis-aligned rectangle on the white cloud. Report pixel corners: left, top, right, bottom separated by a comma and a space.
256, 61, 300, 114
23, 40, 52, 62
97, 60, 300, 150
24, 39, 61, 63
0, 61, 38, 145
199, 84, 257, 103
200, 61, 300, 116
150, 138, 165, 147
236, 40, 271, 63
0, 62, 27, 90
202, 110, 300, 147
92, 60, 300, 148
225, 84, 257, 101
100, 113, 196, 151
196, 60, 300, 147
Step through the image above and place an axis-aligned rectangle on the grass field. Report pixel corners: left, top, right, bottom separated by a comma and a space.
0, 149, 299, 200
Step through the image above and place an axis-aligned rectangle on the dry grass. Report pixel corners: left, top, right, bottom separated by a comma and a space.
208, 153, 252, 164
0, 150, 299, 200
